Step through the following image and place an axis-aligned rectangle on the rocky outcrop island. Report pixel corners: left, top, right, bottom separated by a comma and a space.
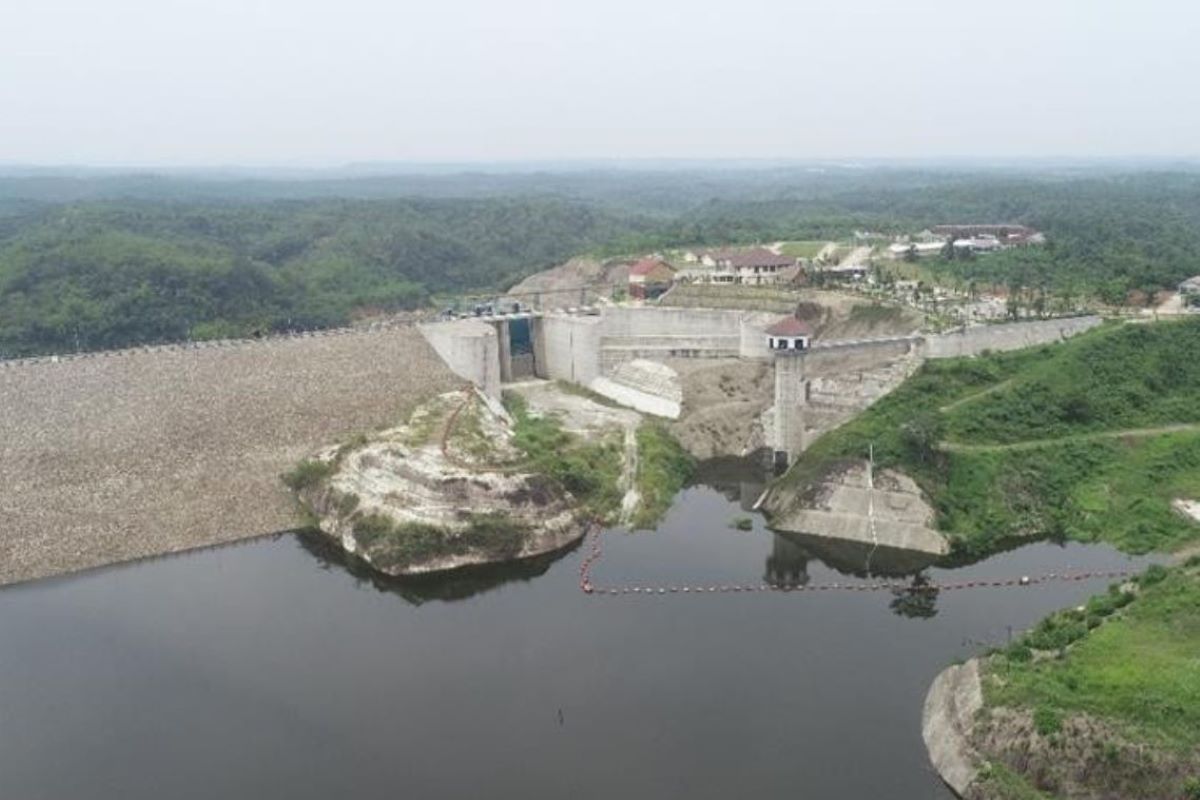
283, 382, 691, 576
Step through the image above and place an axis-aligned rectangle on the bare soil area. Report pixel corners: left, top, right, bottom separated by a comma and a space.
665, 358, 774, 460
503, 256, 629, 308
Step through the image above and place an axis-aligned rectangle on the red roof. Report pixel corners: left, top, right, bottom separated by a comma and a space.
629, 258, 674, 276
765, 316, 813, 337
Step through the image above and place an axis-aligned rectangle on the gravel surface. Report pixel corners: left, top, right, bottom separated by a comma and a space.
0, 328, 459, 585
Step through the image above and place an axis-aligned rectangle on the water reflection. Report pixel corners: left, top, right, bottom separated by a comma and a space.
689, 453, 768, 510
294, 528, 579, 606
763, 535, 810, 587
773, 530, 941, 579
889, 574, 941, 619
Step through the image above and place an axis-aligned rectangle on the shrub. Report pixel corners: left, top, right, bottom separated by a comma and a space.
1026, 615, 1089, 651
1139, 563, 1169, 586
730, 517, 754, 531
282, 459, 334, 491
1005, 643, 1033, 663
631, 423, 695, 529
1033, 706, 1062, 736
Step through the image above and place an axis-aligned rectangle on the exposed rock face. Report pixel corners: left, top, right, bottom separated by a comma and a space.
925, 657, 1197, 800
922, 660, 984, 797
298, 391, 585, 576
667, 358, 775, 459
764, 460, 949, 555
968, 706, 1194, 800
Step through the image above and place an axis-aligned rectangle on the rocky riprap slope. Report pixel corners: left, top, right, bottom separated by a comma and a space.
0, 326, 459, 585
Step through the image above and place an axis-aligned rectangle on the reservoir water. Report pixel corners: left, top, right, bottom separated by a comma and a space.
0, 466, 1158, 800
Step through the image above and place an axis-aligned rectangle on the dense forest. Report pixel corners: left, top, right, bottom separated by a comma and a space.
2, 167, 1200, 356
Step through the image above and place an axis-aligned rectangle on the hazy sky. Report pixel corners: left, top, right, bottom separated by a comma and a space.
3, 0, 1198, 165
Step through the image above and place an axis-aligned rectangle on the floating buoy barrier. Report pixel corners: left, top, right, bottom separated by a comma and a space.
577, 525, 1137, 600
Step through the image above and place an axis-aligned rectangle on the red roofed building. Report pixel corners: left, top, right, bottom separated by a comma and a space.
765, 315, 813, 352
628, 258, 676, 300
708, 247, 797, 285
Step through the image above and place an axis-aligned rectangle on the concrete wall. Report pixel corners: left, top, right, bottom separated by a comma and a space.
418, 319, 501, 399
600, 306, 745, 338
597, 307, 780, 371
925, 316, 1101, 359
807, 337, 920, 376
536, 314, 602, 386
739, 312, 779, 358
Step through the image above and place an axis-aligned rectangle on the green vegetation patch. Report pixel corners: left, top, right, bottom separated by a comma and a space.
631, 422, 695, 529
445, 399, 507, 464
987, 564, 1200, 753
772, 320, 1200, 558
943, 318, 1200, 444
973, 762, 1056, 800
779, 240, 828, 259
281, 459, 334, 492
351, 511, 530, 572
504, 392, 624, 521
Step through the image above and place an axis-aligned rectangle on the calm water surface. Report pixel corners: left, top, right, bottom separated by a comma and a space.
0, 468, 1158, 800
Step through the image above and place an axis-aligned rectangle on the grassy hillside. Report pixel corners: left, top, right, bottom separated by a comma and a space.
772, 318, 1200, 558
975, 560, 1200, 799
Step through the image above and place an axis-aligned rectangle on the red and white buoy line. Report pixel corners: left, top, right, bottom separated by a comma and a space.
576, 525, 1136, 598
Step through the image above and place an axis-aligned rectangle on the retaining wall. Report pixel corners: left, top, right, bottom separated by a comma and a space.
925, 316, 1101, 359
597, 307, 779, 370
418, 319, 501, 399
806, 337, 920, 376
536, 314, 602, 386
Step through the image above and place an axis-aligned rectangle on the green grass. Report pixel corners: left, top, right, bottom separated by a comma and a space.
504, 391, 625, 521
771, 318, 1200, 558
973, 763, 1056, 800
351, 511, 529, 571
986, 564, 1200, 753
281, 459, 334, 491
446, 400, 506, 463
943, 319, 1200, 445
779, 240, 828, 259
631, 422, 695, 529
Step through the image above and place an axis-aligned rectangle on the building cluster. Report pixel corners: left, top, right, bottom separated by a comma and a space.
886, 224, 1045, 260
627, 246, 804, 299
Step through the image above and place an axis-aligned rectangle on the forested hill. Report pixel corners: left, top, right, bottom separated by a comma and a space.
2, 168, 1200, 356
0, 197, 657, 356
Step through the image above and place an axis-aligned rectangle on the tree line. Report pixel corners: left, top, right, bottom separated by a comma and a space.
2, 169, 1199, 355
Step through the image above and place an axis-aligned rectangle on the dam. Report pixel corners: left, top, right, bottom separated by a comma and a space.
0, 302, 1101, 586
